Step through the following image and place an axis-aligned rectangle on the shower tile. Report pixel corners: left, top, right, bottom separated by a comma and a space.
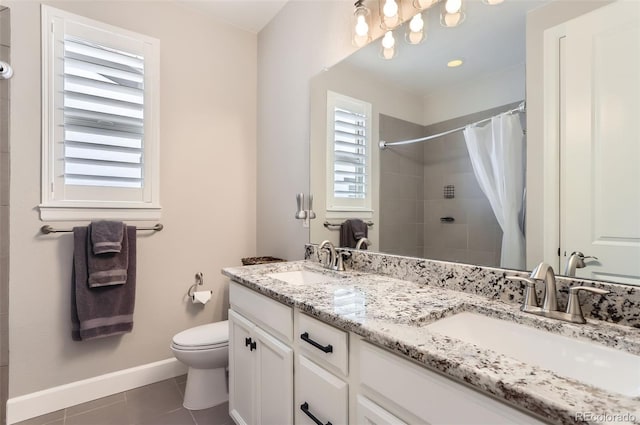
380, 172, 418, 201
468, 222, 500, 252
450, 171, 484, 199
0, 152, 9, 206
423, 168, 444, 200
467, 198, 498, 227
0, 98, 9, 153
380, 198, 416, 225
467, 250, 499, 268
0, 10, 8, 48
439, 223, 468, 249
416, 202, 424, 224
423, 246, 469, 264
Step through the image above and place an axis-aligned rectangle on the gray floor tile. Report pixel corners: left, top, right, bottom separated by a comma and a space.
13, 410, 64, 425
175, 378, 186, 397
136, 407, 195, 425
65, 401, 130, 425
191, 402, 232, 425
125, 379, 183, 424
174, 374, 187, 384
66, 393, 125, 417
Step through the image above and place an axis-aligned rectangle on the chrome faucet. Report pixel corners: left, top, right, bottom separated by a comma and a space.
355, 237, 371, 250
530, 262, 558, 312
564, 252, 598, 277
508, 262, 609, 324
318, 240, 336, 270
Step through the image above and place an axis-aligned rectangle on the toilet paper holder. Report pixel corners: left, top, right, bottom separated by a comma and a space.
187, 272, 211, 298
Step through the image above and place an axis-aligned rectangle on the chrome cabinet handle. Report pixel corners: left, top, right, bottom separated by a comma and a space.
300, 332, 333, 353
300, 402, 332, 425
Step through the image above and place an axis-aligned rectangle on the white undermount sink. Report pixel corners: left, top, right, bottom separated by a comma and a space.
425, 312, 640, 397
267, 269, 337, 285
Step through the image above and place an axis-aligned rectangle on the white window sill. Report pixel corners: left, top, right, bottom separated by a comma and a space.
39, 206, 162, 222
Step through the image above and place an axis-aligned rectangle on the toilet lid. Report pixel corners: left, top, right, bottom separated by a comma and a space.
172, 320, 228, 348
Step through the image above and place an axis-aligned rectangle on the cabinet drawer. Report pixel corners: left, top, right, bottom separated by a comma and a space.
297, 313, 348, 375
359, 342, 545, 425
229, 281, 293, 343
356, 395, 407, 425
295, 355, 348, 425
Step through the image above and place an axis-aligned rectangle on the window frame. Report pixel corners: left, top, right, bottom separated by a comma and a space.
40, 5, 161, 221
325, 90, 373, 214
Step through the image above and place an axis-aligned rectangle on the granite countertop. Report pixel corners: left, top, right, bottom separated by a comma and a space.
222, 260, 640, 425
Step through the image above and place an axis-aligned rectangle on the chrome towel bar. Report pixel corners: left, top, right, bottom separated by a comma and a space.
323, 221, 373, 230
40, 223, 163, 234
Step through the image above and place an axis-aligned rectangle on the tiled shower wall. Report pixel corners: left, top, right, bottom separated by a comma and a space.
0, 6, 9, 425
380, 102, 522, 267
379, 115, 425, 258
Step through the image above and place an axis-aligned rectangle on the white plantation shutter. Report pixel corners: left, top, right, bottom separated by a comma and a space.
41, 6, 160, 220
63, 36, 145, 189
326, 91, 372, 212
334, 107, 367, 199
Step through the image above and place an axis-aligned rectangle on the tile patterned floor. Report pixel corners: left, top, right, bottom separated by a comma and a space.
14, 376, 233, 425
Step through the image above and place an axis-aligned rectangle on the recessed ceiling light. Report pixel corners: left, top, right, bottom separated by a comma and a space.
447, 59, 464, 68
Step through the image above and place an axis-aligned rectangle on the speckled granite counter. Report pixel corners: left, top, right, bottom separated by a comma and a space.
222, 259, 640, 425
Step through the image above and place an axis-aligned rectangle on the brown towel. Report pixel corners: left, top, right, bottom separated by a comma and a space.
91, 220, 125, 254
72, 226, 137, 341
339, 219, 368, 248
87, 222, 129, 287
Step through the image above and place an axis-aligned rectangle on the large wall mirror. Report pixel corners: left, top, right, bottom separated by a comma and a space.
310, 0, 640, 286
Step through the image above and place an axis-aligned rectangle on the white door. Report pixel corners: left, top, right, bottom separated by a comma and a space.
229, 310, 256, 425
254, 325, 293, 425
561, 0, 640, 284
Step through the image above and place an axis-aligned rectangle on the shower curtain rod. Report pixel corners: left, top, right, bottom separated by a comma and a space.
379, 101, 525, 150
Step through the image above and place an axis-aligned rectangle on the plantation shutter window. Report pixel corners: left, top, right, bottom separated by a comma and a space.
326, 91, 372, 212
41, 6, 161, 221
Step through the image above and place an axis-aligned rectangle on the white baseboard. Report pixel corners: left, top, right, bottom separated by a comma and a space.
6, 358, 188, 424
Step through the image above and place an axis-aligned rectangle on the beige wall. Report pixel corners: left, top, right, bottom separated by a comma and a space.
3, 0, 256, 397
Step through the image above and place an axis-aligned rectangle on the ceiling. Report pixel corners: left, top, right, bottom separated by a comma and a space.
177, 0, 289, 33
340, 0, 552, 97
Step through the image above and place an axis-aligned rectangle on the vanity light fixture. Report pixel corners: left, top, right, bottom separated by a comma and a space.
353, 0, 372, 47
405, 12, 426, 44
379, 0, 402, 30
380, 30, 397, 59
440, 0, 465, 27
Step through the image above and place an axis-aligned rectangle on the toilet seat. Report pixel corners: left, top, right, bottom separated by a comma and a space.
172, 321, 228, 351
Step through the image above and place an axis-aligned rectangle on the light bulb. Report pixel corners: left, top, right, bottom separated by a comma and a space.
382, 47, 395, 60
408, 30, 424, 44
409, 13, 424, 32
442, 11, 462, 27
355, 15, 369, 36
383, 0, 399, 18
382, 31, 395, 49
445, 0, 462, 14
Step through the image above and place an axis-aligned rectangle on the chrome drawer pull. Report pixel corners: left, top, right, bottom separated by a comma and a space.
300, 332, 333, 353
300, 402, 332, 425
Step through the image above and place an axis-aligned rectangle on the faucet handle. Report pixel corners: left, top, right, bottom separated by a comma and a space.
335, 249, 351, 272
508, 275, 539, 309
566, 286, 610, 324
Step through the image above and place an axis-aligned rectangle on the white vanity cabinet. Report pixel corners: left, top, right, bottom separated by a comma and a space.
229, 283, 294, 425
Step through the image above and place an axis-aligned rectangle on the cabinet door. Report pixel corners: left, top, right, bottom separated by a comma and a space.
254, 325, 293, 425
229, 310, 256, 425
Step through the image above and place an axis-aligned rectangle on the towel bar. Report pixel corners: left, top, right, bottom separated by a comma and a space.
323, 221, 373, 230
40, 223, 163, 234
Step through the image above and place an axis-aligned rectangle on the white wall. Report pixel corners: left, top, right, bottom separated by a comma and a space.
422, 63, 525, 126
257, 1, 358, 261
4, 0, 256, 397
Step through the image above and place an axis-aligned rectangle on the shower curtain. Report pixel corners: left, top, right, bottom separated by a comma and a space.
463, 113, 526, 270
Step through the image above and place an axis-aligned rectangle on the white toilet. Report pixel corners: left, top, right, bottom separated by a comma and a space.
171, 320, 229, 410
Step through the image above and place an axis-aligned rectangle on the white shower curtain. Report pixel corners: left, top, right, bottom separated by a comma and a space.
463, 113, 526, 270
